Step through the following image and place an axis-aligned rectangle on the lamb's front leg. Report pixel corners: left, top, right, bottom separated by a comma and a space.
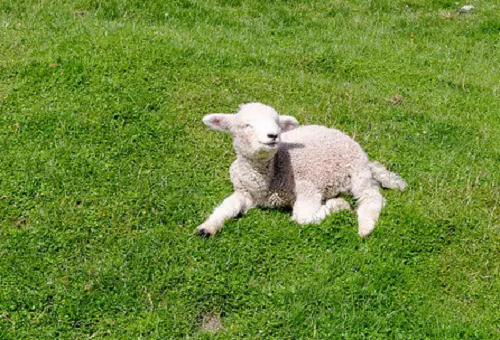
196, 192, 253, 236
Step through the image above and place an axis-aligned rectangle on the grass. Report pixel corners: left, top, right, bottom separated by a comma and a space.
1, 0, 499, 338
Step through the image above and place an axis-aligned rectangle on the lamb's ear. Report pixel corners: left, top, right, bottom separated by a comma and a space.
279, 115, 299, 132
202, 114, 234, 133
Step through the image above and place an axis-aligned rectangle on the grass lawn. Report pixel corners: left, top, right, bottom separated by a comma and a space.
1, 0, 500, 338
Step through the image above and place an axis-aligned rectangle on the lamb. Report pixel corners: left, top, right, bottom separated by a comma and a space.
196, 103, 406, 237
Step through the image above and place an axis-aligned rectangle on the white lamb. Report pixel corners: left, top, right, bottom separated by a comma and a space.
197, 103, 406, 237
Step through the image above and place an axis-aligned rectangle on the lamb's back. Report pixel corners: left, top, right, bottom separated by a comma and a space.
277, 125, 369, 190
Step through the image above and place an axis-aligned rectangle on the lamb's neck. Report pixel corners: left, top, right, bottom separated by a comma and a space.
237, 154, 274, 176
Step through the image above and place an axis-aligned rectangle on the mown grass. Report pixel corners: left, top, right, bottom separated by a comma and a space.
1, 0, 499, 338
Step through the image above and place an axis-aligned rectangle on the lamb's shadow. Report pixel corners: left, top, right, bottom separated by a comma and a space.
272, 143, 299, 200
280, 142, 305, 150
260, 206, 293, 213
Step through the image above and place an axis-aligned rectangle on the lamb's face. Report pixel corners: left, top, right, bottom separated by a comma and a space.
203, 103, 299, 161
233, 104, 282, 160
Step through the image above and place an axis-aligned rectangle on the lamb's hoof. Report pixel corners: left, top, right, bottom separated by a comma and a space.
325, 198, 352, 212
195, 226, 215, 238
358, 229, 373, 238
198, 229, 211, 238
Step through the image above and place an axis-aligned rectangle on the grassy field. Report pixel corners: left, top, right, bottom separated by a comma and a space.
1, 0, 500, 338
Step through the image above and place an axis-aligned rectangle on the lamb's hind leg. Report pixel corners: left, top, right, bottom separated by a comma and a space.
352, 170, 384, 237
292, 181, 350, 224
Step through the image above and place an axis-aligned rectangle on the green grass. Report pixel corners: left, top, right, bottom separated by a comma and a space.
1, 0, 500, 338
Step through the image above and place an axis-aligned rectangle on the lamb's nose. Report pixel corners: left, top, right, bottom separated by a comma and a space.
267, 133, 278, 140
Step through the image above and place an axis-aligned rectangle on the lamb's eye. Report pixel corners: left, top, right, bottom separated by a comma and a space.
243, 124, 252, 129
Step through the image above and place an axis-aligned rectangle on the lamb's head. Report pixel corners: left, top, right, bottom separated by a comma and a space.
203, 103, 298, 160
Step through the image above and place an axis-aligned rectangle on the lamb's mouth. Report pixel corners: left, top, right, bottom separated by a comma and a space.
262, 142, 278, 148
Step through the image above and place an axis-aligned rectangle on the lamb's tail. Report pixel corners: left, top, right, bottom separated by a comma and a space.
369, 161, 407, 190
